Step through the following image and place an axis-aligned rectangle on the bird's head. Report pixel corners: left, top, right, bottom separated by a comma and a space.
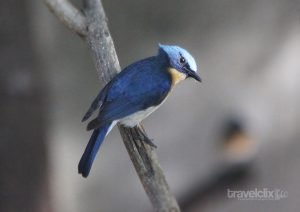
158, 44, 201, 83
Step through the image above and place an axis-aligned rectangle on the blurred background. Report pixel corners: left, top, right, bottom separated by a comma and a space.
1, 0, 300, 211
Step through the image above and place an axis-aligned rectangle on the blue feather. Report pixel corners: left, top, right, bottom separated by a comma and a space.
78, 122, 111, 177
79, 44, 200, 177
82, 85, 110, 122
86, 57, 172, 130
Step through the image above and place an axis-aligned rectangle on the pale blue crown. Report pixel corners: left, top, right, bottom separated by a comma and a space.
158, 44, 197, 72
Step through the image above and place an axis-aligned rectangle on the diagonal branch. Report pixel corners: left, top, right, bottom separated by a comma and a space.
45, 0, 180, 211
45, 0, 87, 37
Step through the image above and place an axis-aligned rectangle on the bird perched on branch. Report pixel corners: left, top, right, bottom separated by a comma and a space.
79, 44, 201, 177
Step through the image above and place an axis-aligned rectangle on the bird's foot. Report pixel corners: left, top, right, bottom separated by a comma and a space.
141, 135, 157, 148
133, 126, 157, 148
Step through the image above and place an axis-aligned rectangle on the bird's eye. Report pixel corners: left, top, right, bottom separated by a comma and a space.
179, 56, 186, 64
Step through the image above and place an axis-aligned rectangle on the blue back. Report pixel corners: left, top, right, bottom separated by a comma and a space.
86, 56, 172, 130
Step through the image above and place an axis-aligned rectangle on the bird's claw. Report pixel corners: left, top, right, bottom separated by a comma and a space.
133, 127, 157, 148
142, 136, 157, 148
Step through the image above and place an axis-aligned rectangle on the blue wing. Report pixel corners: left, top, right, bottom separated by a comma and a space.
86, 57, 171, 130
81, 84, 110, 122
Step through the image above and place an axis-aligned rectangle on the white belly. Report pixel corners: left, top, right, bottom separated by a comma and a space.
103, 108, 155, 137
119, 105, 160, 127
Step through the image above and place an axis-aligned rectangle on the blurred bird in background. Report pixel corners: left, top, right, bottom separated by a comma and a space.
78, 44, 201, 177
222, 118, 257, 164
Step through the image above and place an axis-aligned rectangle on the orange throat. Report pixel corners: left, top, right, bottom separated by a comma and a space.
168, 68, 186, 86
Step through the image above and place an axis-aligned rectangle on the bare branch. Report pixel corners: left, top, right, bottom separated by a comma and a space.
44, 0, 87, 37
119, 127, 181, 211
83, 0, 120, 82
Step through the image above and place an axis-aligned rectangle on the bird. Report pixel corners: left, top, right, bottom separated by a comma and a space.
79, 44, 201, 177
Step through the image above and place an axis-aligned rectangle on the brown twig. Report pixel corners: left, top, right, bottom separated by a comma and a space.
44, 0, 180, 211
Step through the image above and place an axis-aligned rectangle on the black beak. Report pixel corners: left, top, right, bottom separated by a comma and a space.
184, 66, 202, 82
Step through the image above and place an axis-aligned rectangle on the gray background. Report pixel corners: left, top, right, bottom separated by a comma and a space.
23, 0, 300, 211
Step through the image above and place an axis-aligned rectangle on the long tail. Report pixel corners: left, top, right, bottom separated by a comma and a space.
78, 122, 112, 177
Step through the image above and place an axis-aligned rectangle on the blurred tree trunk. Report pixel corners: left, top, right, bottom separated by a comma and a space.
0, 1, 50, 212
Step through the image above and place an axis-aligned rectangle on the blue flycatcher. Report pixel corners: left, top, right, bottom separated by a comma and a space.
79, 44, 201, 177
